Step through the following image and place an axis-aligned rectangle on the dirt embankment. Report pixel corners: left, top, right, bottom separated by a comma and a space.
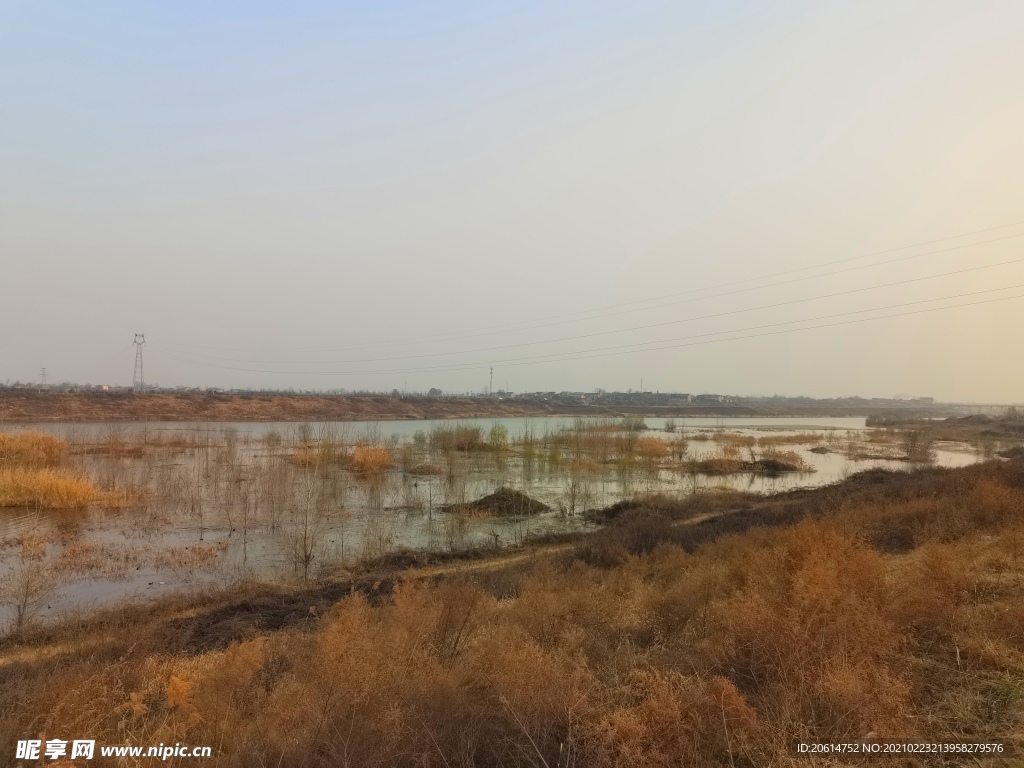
0, 391, 968, 423
0, 392, 572, 423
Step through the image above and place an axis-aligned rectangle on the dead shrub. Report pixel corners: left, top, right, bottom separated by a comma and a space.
351, 444, 394, 473
582, 669, 757, 766
430, 425, 485, 452
890, 542, 969, 641
695, 523, 911, 738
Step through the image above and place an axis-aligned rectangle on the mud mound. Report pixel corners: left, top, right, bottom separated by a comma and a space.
685, 458, 807, 475
445, 487, 550, 516
958, 414, 993, 425
998, 446, 1024, 460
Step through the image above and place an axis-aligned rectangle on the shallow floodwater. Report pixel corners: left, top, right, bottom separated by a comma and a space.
0, 416, 992, 629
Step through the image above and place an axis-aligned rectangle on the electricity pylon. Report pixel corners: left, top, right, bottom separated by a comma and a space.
133, 334, 146, 394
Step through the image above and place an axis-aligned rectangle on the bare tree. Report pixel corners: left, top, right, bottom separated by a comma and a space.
900, 429, 935, 462
291, 462, 327, 583
0, 541, 60, 637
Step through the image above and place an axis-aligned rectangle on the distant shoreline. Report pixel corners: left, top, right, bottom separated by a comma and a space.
0, 391, 978, 423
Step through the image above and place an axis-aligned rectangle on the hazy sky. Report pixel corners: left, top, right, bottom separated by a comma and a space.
2, 1, 1023, 401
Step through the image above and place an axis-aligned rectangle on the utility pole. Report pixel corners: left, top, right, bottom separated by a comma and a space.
39, 368, 47, 393
489, 367, 494, 397
133, 334, 146, 394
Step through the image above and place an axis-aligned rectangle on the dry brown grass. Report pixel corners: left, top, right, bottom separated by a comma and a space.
757, 432, 824, 446
713, 431, 757, 447
3, 461, 1024, 766
547, 428, 678, 466
430, 425, 485, 452
0, 431, 68, 466
634, 436, 669, 459
0, 467, 95, 508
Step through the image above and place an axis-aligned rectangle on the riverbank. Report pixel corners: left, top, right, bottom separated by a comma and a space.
0, 391, 965, 423
0, 392, 569, 423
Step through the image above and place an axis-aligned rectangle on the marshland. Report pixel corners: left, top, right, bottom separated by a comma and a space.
0, 414, 1002, 633
2, 431, 1023, 766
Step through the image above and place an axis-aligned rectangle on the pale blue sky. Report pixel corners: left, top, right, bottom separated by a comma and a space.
2, 1, 1023, 400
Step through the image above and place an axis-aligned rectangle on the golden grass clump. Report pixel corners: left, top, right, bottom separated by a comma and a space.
288, 447, 321, 467
351, 444, 394, 473
634, 436, 669, 460
0, 467, 95, 508
0, 430, 69, 466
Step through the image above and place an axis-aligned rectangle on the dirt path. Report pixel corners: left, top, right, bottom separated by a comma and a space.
0, 539, 576, 669
396, 542, 574, 580
0, 507, 746, 671
395, 508, 733, 581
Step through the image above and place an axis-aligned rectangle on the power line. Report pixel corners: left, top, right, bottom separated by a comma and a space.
437, 222, 1024, 339
151, 221, 1024, 355
496, 291, 1024, 372
152, 254, 1024, 366
147, 286, 1024, 377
